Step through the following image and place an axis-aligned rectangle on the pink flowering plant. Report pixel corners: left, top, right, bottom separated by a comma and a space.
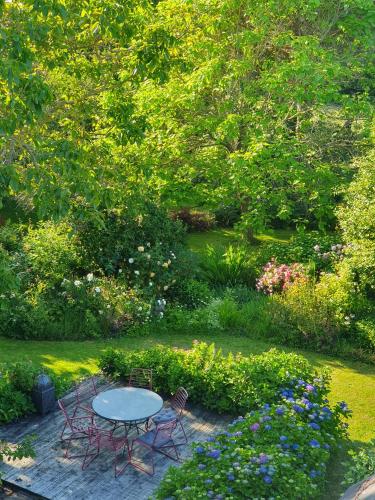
256, 259, 306, 295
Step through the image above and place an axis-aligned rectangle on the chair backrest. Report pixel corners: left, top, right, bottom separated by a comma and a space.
128, 368, 153, 390
152, 419, 177, 448
171, 387, 188, 416
74, 376, 98, 405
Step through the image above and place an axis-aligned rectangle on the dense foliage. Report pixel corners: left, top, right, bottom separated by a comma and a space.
99, 341, 330, 414
342, 440, 375, 488
0, 361, 69, 423
1, 0, 374, 232
99, 342, 349, 498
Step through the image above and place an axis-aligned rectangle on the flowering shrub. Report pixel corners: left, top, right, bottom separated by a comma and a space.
99, 342, 330, 415
256, 260, 305, 295
256, 231, 345, 273
156, 380, 350, 499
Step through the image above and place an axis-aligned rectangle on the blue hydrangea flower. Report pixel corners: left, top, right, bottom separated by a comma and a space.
280, 435, 288, 441
309, 439, 320, 448
198, 463, 206, 470
309, 422, 320, 430
195, 446, 204, 454
207, 449, 221, 459
275, 407, 285, 416
263, 475, 273, 484
227, 473, 235, 481
265, 424, 272, 431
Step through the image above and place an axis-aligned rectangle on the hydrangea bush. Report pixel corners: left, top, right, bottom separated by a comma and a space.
156, 379, 350, 499
256, 260, 305, 295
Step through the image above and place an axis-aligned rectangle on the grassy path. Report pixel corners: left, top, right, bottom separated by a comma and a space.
1, 333, 374, 444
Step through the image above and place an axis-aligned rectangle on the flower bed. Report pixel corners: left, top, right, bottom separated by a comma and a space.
99, 342, 350, 498
156, 380, 350, 499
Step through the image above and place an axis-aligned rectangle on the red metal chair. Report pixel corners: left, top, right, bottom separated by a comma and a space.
152, 387, 188, 444
82, 422, 130, 477
128, 368, 153, 390
73, 376, 98, 415
58, 399, 93, 459
130, 419, 180, 476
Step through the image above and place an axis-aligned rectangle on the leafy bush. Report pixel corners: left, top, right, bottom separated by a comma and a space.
256, 260, 306, 295
22, 221, 81, 285
0, 436, 35, 483
257, 231, 343, 273
75, 202, 186, 276
0, 361, 70, 424
156, 394, 349, 499
200, 245, 258, 288
214, 204, 241, 227
168, 278, 212, 309
171, 208, 216, 232
99, 341, 329, 415
268, 279, 343, 349
342, 440, 375, 488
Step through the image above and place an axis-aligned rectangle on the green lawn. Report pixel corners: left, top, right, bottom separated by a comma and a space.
1, 333, 374, 444
186, 227, 293, 253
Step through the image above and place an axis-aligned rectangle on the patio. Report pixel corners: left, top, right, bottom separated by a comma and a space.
0, 378, 229, 500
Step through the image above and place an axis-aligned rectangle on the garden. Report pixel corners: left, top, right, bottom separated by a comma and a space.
1, 0, 375, 498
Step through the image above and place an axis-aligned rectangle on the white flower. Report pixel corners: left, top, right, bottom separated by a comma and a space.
167, 259, 171, 265
150, 272, 155, 277
149, 281, 153, 286
157, 261, 161, 265
118, 269, 122, 273
162, 262, 169, 268
146, 254, 151, 260
138, 306, 143, 311
74, 280, 82, 287
94, 287, 101, 293
128, 258, 134, 264
138, 246, 145, 252
106, 304, 110, 309
86, 273, 94, 282
98, 310, 103, 315
159, 311, 164, 317
163, 285, 169, 291
146, 242, 151, 247
134, 270, 140, 276
0, 294, 5, 299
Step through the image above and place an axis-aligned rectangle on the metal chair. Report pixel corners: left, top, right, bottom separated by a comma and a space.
128, 368, 153, 390
130, 419, 180, 476
152, 387, 188, 444
73, 376, 98, 415
58, 399, 93, 459
82, 422, 130, 477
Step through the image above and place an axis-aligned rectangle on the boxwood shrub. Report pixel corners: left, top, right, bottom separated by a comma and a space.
99, 342, 330, 415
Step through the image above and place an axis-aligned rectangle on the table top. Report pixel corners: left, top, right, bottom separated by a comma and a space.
91, 387, 163, 423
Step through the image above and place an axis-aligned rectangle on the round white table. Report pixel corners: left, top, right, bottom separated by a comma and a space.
91, 387, 163, 425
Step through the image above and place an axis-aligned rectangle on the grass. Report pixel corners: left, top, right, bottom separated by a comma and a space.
186, 227, 293, 253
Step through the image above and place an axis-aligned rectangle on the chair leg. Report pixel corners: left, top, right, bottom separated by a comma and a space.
128, 441, 155, 476
177, 419, 188, 445
157, 441, 180, 462
82, 441, 99, 470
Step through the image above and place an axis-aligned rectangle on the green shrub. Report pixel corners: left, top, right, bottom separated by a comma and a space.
200, 245, 258, 287
342, 440, 375, 488
99, 341, 329, 415
168, 278, 212, 309
0, 361, 70, 424
213, 203, 241, 227
22, 220, 80, 285
0, 436, 35, 483
171, 208, 216, 232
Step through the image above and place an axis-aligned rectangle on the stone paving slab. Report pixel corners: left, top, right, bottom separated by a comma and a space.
341, 474, 375, 500
0, 378, 229, 500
